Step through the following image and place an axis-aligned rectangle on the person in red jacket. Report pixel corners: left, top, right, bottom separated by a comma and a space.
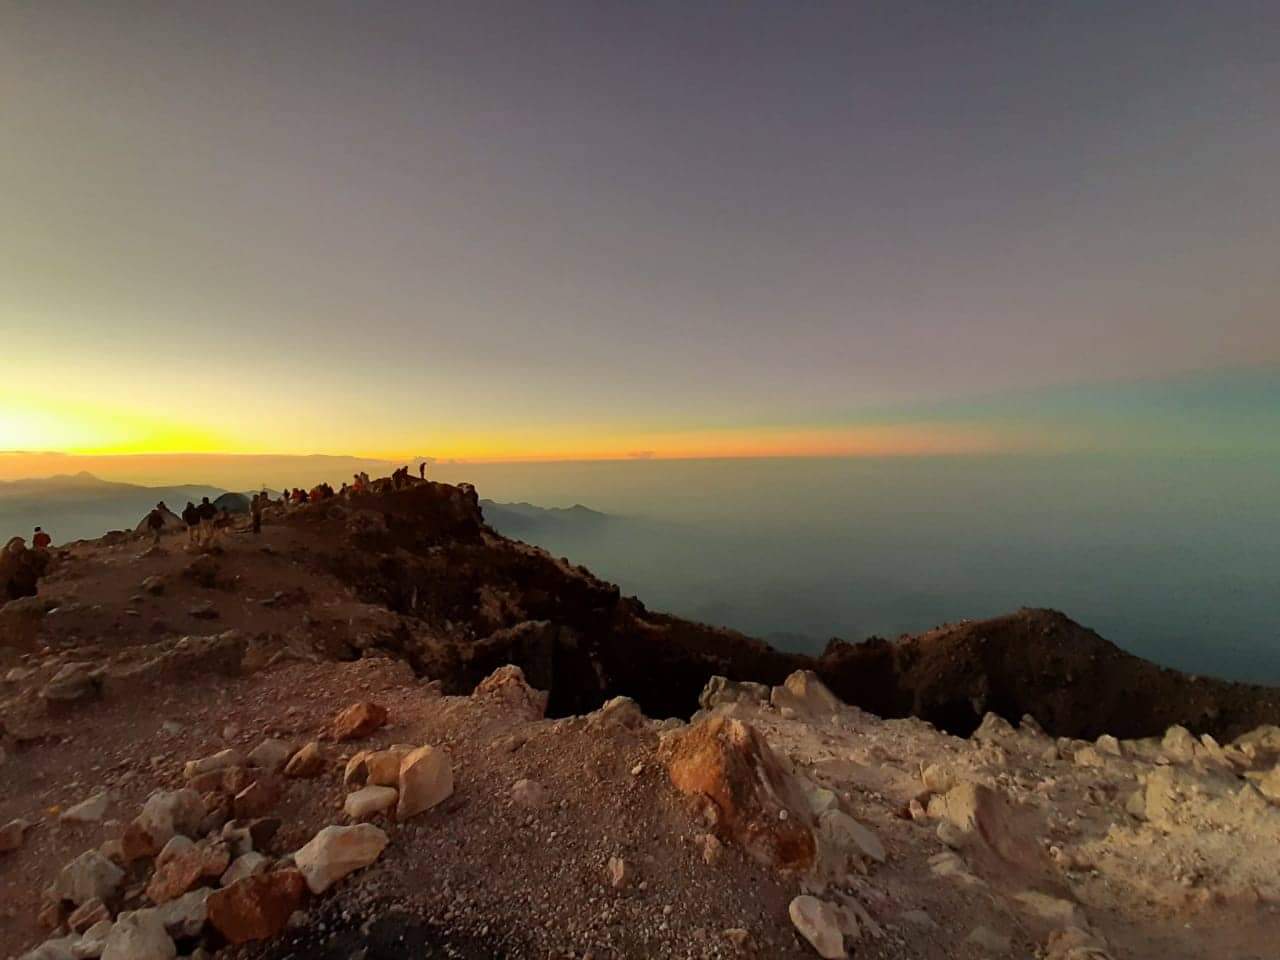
32, 526, 52, 551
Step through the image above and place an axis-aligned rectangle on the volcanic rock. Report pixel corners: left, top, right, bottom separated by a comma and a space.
789, 895, 845, 959
331, 702, 388, 741
396, 745, 453, 820
293, 824, 388, 894
207, 869, 308, 943
660, 715, 816, 872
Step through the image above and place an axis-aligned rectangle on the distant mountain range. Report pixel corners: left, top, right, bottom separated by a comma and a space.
479, 500, 611, 539
0, 472, 231, 544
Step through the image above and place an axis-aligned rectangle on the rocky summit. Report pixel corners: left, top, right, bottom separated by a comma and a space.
2, 477, 1279, 959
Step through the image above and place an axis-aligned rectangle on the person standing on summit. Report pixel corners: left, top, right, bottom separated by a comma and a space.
197, 496, 217, 547
32, 526, 52, 551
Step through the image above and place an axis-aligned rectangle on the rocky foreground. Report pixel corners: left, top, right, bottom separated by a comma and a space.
2, 479, 1279, 958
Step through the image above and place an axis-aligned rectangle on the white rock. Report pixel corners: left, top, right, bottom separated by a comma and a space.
182, 749, 244, 780
1096, 734, 1123, 757
155, 888, 211, 938
396, 746, 453, 820
294, 824, 388, 894
771, 671, 842, 718
511, 778, 546, 807
818, 809, 886, 864
605, 855, 631, 889
247, 739, 293, 772
56, 850, 125, 906
788, 895, 845, 959
101, 910, 176, 960
344, 785, 398, 821
61, 792, 111, 825
137, 789, 206, 845
220, 851, 270, 887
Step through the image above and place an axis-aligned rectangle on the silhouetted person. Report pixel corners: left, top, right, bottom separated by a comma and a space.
418, 462, 425, 480
145, 505, 165, 545
32, 526, 52, 551
197, 496, 216, 547
181, 501, 199, 544
251, 492, 264, 534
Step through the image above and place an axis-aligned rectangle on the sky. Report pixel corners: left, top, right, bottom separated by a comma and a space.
2, 2, 1278, 465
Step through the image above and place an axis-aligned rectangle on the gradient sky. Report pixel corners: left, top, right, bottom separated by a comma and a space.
2, 2, 1278, 462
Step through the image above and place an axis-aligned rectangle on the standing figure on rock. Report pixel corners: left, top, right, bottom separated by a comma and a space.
181, 501, 200, 546
197, 496, 217, 547
419, 462, 426, 480
251, 492, 265, 534
32, 526, 52, 551
144, 505, 166, 545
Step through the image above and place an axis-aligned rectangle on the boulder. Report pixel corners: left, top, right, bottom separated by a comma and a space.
220, 817, 280, 858
770, 671, 843, 718
61, 792, 110, 825
67, 897, 111, 933
293, 824, 388, 894
284, 741, 326, 778
397, 746, 454, 820
928, 782, 1041, 870
472, 664, 548, 720
56, 850, 125, 906
1162, 725, 1197, 764
183, 749, 245, 781
220, 851, 270, 887
1, 817, 30, 852
698, 675, 770, 711
344, 785, 398, 821
588, 696, 645, 729
101, 909, 177, 960
155, 888, 212, 938
207, 869, 308, 943
660, 715, 816, 872
145, 836, 228, 904
816, 809, 885, 870
124, 789, 206, 861
247, 739, 293, 772
788, 895, 845, 959
345, 746, 413, 788
41, 662, 102, 704
331, 702, 388, 742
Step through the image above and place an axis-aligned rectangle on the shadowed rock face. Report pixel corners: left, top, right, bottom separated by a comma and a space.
281, 482, 1279, 740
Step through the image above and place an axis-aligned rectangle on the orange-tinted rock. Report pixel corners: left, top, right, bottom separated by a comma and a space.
472, 665, 548, 720
146, 836, 230, 904
284, 741, 326, 777
331, 702, 388, 742
660, 716, 816, 873
207, 869, 308, 944
122, 818, 162, 862
67, 897, 111, 933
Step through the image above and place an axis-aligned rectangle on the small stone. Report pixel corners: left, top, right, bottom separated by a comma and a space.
344, 785, 398, 821
331, 702, 388, 742
511, 779, 546, 808
284, 742, 326, 778
396, 745, 453, 821
695, 832, 723, 865
606, 855, 631, 889
293, 824, 388, 894
789, 895, 845, 959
